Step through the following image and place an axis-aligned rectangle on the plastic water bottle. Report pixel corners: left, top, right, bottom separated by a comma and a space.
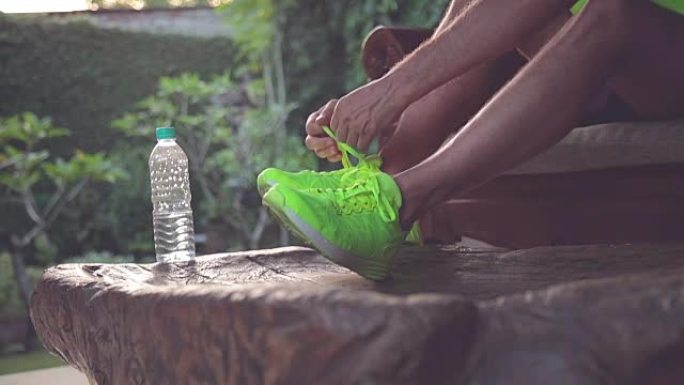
149, 127, 195, 262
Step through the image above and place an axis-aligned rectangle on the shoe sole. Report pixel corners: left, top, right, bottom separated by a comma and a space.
263, 203, 309, 245
262, 199, 388, 280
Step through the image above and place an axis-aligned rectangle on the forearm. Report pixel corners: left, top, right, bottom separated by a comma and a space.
384, 0, 569, 109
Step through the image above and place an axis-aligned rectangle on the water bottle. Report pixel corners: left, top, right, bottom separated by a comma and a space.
149, 126, 195, 262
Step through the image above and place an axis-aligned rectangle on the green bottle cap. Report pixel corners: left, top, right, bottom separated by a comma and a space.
156, 127, 176, 140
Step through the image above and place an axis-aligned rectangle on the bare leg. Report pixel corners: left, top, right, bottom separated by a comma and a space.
395, 0, 637, 228
379, 0, 502, 175
380, 53, 523, 175
379, 0, 542, 175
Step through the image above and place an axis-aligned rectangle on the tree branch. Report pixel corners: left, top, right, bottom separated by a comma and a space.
45, 178, 88, 227
42, 184, 66, 221
248, 207, 270, 250
21, 187, 45, 228
8, 244, 34, 308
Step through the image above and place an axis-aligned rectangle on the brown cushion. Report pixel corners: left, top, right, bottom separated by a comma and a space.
505, 120, 684, 175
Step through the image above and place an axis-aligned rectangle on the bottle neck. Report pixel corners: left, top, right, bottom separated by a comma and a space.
157, 138, 176, 143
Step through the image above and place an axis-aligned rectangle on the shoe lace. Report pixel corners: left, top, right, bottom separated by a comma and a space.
318, 127, 396, 222
322, 126, 381, 172
314, 179, 396, 222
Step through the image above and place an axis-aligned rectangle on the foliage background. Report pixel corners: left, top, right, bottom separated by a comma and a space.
0, 15, 236, 259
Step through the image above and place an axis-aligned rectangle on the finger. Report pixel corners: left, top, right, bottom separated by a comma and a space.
314, 148, 328, 159
316, 145, 339, 159
331, 108, 349, 144
314, 99, 337, 127
306, 111, 325, 137
306, 100, 335, 136
327, 144, 341, 158
305, 135, 335, 152
356, 133, 373, 153
327, 153, 342, 163
346, 130, 360, 151
307, 136, 335, 151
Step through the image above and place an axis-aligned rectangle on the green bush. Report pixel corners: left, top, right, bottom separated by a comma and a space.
0, 14, 236, 155
0, 15, 237, 257
0, 251, 136, 318
114, 72, 316, 250
0, 254, 43, 317
276, 0, 449, 126
63, 251, 138, 264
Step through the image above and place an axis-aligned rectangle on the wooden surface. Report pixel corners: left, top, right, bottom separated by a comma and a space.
30, 244, 684, 385
421, 164, 684, 247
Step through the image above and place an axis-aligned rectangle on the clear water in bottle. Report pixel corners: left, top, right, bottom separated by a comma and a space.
149, 127, 195, 262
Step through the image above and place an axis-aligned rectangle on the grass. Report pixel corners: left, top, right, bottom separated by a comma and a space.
0, 349, 65, 375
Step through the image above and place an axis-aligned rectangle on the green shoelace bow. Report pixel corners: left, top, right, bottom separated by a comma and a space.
320, 126, 396, 222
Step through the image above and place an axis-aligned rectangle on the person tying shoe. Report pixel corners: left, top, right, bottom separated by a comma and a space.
259, 0, 684, 280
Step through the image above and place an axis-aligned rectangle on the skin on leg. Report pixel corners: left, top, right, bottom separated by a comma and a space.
379, 0, 564, 175
434, 0, 471, 35
605, 5, 684, 118
380, 53, 524, 175
394, 0, 639, 228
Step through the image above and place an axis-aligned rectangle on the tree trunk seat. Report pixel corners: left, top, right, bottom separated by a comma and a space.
30, 244, 684, 384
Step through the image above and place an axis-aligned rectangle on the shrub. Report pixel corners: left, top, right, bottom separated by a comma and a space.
113, 72, 316, 250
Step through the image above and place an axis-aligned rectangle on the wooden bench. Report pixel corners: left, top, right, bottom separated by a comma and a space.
30, 245, 684, 384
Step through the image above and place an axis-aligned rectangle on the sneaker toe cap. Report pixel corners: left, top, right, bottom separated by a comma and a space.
257, 168, 281, 196
262, 186, 286, 208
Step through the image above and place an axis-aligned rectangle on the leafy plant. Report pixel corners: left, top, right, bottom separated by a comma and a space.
0, 254, 42, 317
63, 251, 138, 264
0, 112, 125, 308
113, 73, 315, 250
86, 0, 231, 10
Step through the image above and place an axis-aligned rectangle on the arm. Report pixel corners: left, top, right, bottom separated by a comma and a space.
387, 0, 570, 108
330, 0, 572, 151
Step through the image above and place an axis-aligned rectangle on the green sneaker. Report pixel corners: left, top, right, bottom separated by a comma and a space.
405, 221, 424, 246
262, 171, 404, 280
257, 126, 381, 197
259, 126, 423, 247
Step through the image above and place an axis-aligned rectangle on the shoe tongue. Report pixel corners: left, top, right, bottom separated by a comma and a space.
374, 172, 402, 210
363, 155, 383, 170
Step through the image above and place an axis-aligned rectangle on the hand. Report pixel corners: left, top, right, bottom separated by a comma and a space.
330, 78, 404, 152
304, 99, 342, 163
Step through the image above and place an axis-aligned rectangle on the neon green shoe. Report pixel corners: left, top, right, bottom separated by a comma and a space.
259, 126, 423, 247
405, 221, 423, 246
257, 126, 381, 197
262, 171, 404, 280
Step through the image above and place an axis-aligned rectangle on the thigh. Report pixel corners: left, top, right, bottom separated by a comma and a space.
435, 0, 474, 34
517, 2, 684, 121
516, 12, 634, 123
608, 2, 684, 119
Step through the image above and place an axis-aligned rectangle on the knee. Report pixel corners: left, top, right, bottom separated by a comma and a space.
435, 0, 471, 34
446, 0, 471, 18
574, 0, 636, 44
577, 0, 636, 28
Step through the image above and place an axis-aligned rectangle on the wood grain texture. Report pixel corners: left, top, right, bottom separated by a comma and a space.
30, 244, 684, 385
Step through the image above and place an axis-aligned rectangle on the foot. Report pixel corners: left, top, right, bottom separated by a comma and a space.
257, 127, 382, 196
262, 170, 404, 280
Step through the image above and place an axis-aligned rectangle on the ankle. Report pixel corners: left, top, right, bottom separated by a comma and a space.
394, 175, 421, 230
